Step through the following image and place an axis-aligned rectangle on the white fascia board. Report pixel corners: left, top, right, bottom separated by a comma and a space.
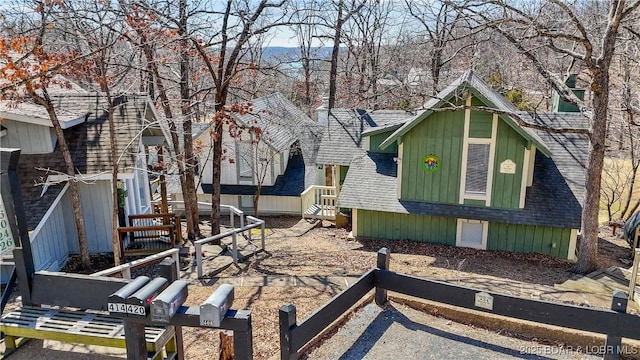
0, 112, 86, 129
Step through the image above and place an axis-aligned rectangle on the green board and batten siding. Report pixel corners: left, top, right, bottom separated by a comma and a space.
491, 120, 527, 209
369, 131, 398, 154
400, 110, 464, 204
357, 210, 456, 246
356, 209, 572, 258
487, 222, 571, 258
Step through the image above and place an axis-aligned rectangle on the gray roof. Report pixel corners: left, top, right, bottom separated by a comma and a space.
237, 93, 324, 190
379, 71, 551, 156
234, 93, 319, 152
15, 93, 162, 230
339, 113, 589, 229
316, 109, 413, 166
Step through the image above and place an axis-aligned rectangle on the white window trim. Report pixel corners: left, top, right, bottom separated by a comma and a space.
456, 218, 488, 250
459, 96, 498, 206
527, 145, 536, 187
352, 208, 358, 236
567, 229, 578, 261
519, 147, 530, 208
396, 142, 403, 198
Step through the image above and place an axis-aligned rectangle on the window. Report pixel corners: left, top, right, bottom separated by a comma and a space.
238, 142, 253, 180
465, 143, 490, 196
134, 152, 149, 212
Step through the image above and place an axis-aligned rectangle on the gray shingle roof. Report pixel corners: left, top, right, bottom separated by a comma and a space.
234, 93, 319, 151
380, 71, 551, 156
14, 93, 161, 231
316, 109, 413, 166
339, 112, 589, 229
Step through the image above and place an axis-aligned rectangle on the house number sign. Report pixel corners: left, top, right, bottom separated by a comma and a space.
0, 202, 15, 257
474, 291, 494, 310
500, 159, 516, 174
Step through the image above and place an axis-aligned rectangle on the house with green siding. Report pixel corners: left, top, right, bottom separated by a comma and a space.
333, 71, 588, 260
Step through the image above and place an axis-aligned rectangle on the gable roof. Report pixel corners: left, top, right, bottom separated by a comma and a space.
379, 71, 552, 156
316, 109, 413, 166
234, 93, 319, 152
13, 93, 162, 231
339, 112, 589, 229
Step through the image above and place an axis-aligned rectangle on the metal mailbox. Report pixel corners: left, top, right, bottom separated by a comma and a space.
107, 276, 150, 316
200, 284, 234, 327
125, 277, 168, 318
150, 280, 188, 323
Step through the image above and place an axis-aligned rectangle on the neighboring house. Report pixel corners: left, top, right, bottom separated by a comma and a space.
0, 89, 168, 275
309, 107, 414, 218
309, 71, 588, 260
195, 92, 323, 214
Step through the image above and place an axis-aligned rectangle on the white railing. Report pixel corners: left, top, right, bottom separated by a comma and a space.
91, 248, 180, 280
151, 200, 245, 229
194, 214, 265, 279
301, 185, 337, 219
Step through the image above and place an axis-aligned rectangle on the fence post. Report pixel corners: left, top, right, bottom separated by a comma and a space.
279, 303, 297, 360
604, 290, 628, 360
195, 243, 203, 279
124, 320, 147, 360
159, 257, 178, 282
233, 309, 253, 360
261, 221, 266, 250
375, 248, 390, 306
232, 233, 238, 264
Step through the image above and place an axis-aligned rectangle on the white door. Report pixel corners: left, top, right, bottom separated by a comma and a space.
456, 219, 488, 250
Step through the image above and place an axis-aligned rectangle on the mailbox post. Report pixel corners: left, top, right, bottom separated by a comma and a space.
109, 277, 253, 360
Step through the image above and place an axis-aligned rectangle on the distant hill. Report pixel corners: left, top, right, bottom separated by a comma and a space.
261, 46, 333, 62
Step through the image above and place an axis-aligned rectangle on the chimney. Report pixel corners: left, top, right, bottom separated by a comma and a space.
316, 96, 329, 125
552, 74, 585, 113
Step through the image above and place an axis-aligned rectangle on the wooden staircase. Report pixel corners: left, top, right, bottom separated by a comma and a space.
301, 185, 337, 220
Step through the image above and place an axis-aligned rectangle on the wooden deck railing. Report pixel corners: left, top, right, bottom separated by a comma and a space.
280, 248, 640, 360
301, 185, 336, 220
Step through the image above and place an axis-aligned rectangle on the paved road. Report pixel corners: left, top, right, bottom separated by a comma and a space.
306, 302, 603, 360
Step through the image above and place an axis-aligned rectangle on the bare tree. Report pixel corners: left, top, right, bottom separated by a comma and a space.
327, 0, 366, 110
458, 0, 640, 273
405, 0, 473, 96
192, 0, 290, 235
0, 1, 92, 268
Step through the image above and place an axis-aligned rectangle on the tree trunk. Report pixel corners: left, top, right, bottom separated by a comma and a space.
575, 70, 609, 273
179, 0, 200, 240
253, 186, 261, 218
107, 100, 121, 266
210, 110, 223, 237
42, 99, 90, 269
328, 0, 344, 110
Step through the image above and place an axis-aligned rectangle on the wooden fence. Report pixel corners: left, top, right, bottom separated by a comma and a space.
279, 248, 640, 360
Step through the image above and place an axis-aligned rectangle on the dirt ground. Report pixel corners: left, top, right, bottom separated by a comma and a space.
178, 217, 635, 359
2, 217, 635, 359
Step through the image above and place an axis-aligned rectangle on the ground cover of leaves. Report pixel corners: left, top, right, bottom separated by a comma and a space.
177, 218, 633, 359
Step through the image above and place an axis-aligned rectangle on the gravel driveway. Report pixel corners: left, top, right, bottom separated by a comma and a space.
305, 302, 602, 360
